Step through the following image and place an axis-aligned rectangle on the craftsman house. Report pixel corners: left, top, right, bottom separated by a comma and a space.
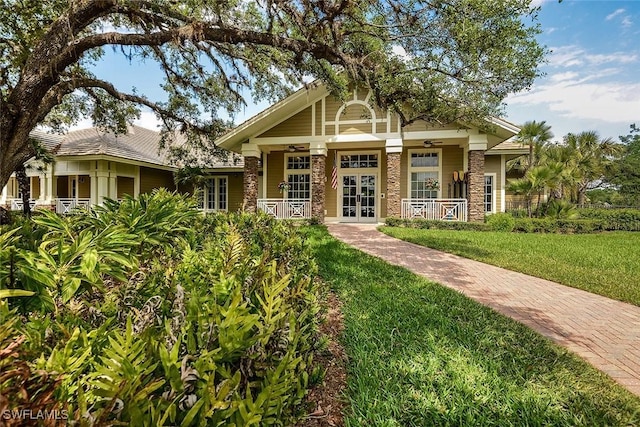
1, 125, 243, 213
216, 83, 524, 223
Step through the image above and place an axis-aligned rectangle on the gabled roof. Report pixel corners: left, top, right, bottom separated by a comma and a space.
216, 82, 329, 152
485, 137, 529, 155
216, 80, 520, 152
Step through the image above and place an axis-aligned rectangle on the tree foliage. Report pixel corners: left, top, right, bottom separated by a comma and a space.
608, 124, 640, 205
0, 0, 544, 189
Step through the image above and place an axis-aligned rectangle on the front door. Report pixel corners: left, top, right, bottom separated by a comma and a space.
341, 174, 376, 222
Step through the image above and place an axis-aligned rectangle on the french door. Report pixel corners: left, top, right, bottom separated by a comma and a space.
341, 174, 377, 222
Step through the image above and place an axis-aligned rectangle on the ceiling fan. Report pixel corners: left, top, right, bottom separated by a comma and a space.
287, 144, 307, 152
422, 140, 444, 148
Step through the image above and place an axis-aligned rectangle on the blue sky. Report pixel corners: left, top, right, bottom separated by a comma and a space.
506, 0, 640, 141
81, 1, 640, 142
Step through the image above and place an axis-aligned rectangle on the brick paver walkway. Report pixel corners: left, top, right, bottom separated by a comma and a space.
327, 223, 640, 397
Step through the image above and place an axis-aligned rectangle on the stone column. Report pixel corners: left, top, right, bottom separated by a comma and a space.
385, 138, 403, 218
243, 156, 260, 213
241, 143, 261, 213
311, 154, 326, 222
467, 150, 485, 222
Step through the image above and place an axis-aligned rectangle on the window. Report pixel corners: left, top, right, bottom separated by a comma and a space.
340, 154, 378, 168
484, 174, 495, 213
205, 177, 228, 211
285, 154, 311, 199
408, 150, 441, 199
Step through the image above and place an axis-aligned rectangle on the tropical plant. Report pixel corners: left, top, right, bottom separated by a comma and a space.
0, 196, 325, 425
563, 131, 621, 206
508, 120, 554, 173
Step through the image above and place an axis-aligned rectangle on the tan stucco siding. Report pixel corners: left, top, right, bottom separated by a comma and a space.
117, 176, 135, 198
266, 151, 285, 198
258, 107, 312, 138
78, 175, 91, 199
139, 167, 175, 194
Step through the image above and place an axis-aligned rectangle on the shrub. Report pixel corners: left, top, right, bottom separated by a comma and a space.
384, 217, 490, 231
577, 208, 640, 231
544, 199, 579, 219
1, 199, 323, 425
486, 213, 516, 232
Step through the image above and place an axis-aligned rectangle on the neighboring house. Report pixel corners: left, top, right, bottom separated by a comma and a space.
216, 83, 525, 222
0, 125, 243, 213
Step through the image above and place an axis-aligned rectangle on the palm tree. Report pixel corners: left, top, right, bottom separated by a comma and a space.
563, 131, 621, 207
509, 120, 554, 173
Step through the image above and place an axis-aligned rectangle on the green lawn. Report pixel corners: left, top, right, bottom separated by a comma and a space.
304, 226, 640, 426
380, 227, 640, 307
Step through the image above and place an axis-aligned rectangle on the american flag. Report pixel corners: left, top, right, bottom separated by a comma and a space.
331, 151, 338, 190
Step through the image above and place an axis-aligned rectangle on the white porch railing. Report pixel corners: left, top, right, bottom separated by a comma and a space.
257, 198, 311, 219
55, 198, 90, 214
9, 199, 38, 211
401, 198, 468, 222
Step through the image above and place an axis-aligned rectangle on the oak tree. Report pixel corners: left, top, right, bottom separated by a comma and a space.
0, 0, 544, 189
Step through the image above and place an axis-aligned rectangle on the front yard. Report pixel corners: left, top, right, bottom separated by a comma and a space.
380, 227, 640, 307
305, 226, 640, 426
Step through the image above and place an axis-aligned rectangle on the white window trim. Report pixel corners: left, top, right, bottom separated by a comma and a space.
337, 150, 382, 221
484, 173, 497, 214
284, 153, 311, 200
407, 148, 443, 199
205, 176, 229, 211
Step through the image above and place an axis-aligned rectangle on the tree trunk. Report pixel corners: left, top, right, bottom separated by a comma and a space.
15, 165, 31, 217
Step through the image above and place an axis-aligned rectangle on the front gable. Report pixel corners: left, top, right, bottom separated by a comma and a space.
216, 82, 519, 153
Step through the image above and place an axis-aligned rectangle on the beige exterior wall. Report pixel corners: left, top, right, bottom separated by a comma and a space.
325, 150, 337, 218
227, 172, 244, 211
259, 107, 312, 138
139, 167, 175, 194
78, 175, 91, 198
266, 151, 285, 199
117, 176, 135, 198
30, 177, 40, 199
484, 156, 503, 213
5, 177, 18, 198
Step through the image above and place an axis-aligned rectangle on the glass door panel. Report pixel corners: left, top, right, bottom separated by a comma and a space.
342, 175, 357, 218
341, 174, 376, 222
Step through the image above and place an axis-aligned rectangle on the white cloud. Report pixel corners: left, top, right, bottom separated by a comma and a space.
547, 46, 638, 68
507, 80, 640, 123
529, 0, 552, 8
549, 71, 579, 82
606, 9, 625, 21
134, 111, 162, 130
622, 16, 633, 28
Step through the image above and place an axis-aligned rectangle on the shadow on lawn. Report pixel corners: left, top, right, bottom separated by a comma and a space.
304, 226, 640, 427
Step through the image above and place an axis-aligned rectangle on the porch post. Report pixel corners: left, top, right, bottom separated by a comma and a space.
96, 160, 109, 205
43, 163, 54, 205
310, 141, 328, 222
467, 135, 487, 222
242, 143, 261, 213
385, 138, 403, 218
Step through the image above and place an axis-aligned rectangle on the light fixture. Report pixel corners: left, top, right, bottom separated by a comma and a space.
287, 145, 296, 152
423, 140, 433, 148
